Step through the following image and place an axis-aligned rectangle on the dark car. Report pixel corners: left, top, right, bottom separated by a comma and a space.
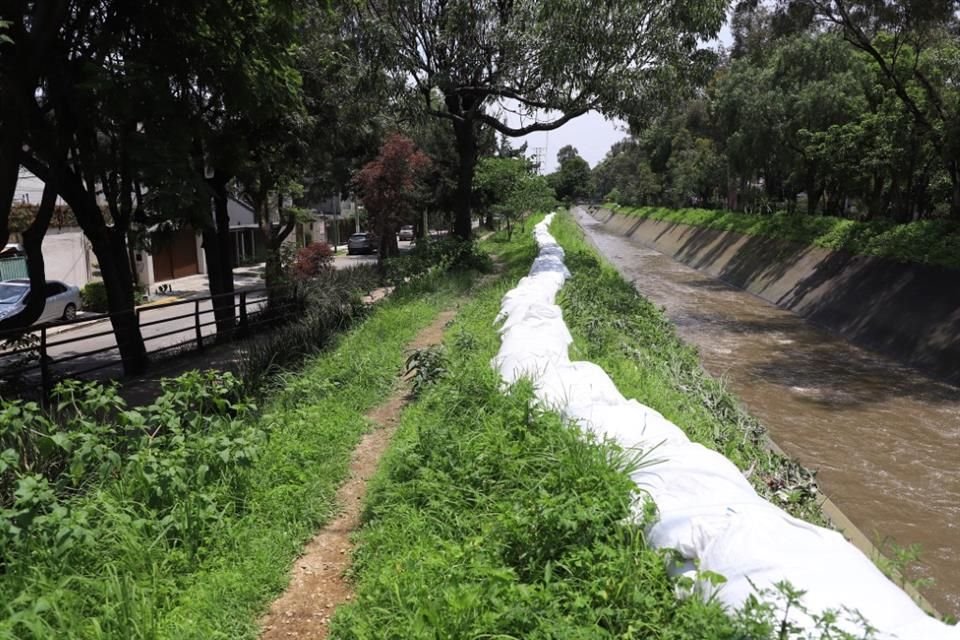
347, 232, 378, 255
398, 225, 415, 241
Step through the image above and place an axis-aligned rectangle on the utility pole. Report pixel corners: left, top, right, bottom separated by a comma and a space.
532, 147, 546, 175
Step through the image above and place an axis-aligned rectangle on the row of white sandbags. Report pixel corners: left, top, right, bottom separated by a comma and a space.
491, 213, 956, 639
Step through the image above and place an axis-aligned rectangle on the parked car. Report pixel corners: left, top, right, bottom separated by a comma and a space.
347, 232, 378, 255
0, 279, 82, 324
0, 243, 24, 258
398, 225, 415, 241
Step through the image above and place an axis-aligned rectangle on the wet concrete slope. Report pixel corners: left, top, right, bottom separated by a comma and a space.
573, 207, 960, 617
597, 209, 960, 385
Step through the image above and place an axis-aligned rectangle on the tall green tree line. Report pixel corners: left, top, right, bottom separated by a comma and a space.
595, 0, 960, 221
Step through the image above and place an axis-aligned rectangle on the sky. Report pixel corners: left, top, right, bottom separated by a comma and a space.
509, 23, 734, 174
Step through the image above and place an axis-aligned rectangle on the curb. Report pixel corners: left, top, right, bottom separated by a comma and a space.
46, 296, 187, 339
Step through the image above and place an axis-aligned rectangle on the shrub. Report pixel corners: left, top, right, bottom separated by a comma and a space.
80, 281, 108, 313
384, 237, 493, 285
80, 280, 109, 313
80, 281, 147, 313
291, 242, 334, 280
237, 265, 380, 395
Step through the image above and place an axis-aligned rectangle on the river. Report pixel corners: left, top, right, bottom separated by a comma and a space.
572, 206, 960, 617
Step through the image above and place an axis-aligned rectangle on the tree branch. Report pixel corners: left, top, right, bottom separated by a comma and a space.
476, 108, 591, 137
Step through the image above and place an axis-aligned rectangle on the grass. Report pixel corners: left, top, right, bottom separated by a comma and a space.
606, 204, 960, 269
549, 212, 823, 523
328, 216, 855, 639
0, 269, 480, 640
328, 219, 743, 638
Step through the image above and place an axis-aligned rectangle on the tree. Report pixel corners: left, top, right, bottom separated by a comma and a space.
475, 157, 556, 238
1, 1, 180, 372
362, 0, 726, 240
354, 134, 431, 262
0, 0, 311, 366
550, 146, 594, 203
808, 0, 960, 217
0, 183, 56, 333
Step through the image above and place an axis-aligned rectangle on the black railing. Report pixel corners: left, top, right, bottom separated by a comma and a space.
0, 287, 300, 398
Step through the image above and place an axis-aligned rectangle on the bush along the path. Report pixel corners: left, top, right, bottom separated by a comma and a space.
606, 204, 960, 270
0, 266, 482, 639
331, 220, 860, 639
383, 236, 493, 285
237, 265, 381, 396
549, 212, 822, 523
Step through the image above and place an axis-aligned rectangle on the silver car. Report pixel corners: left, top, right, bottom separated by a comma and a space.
0, 279, 82, 324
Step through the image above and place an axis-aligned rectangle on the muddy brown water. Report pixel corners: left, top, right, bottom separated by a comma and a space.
572, 207, 960, 617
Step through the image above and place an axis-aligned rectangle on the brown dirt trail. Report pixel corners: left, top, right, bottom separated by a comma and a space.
258, 307, 459, 640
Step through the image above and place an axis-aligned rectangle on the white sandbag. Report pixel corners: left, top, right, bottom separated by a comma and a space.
534, 361, 626, 411
699, 509, 957, 639
491, 212, 959, 638
563, 399, 690, 447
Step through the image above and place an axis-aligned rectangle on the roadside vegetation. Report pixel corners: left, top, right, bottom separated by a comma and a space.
605, 204, 960, 270
550, 211, 823, 523
0, 263, 482, 639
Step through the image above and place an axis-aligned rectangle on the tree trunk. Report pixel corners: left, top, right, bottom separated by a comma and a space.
100, 228, 148, 374
204, 176, 235, 341
452, 118, 477, 241
949, 161, 960, 220
378, 220, 399, 260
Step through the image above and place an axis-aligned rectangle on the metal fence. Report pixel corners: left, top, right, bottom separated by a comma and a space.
0, 257, 28, 280
0, 287, 301, 398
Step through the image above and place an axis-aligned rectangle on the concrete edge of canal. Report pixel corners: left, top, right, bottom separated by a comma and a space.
589, 207, 960, 387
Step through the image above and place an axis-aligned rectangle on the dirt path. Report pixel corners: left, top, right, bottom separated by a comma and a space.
258, 307, 459, 640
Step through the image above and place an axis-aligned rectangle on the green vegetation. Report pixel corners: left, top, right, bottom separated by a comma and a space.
549, 145, 594, 203
383, 236, 493, 286
365, 0, 724, 239
607, 204, 960, 270
0, 268, 478, 639
330, 222, 738, 638
549, 212, 823, 522
474, 155, 557, 238
330, 218, 869, 639
593, 5, 960, 221
235, 265, 381, 396
80, 281, 146, 313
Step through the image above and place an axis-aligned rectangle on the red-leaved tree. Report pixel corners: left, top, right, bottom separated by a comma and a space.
353, 134, 431, 261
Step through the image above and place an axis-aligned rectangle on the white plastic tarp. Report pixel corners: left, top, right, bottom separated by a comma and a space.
491, 212, 958, 639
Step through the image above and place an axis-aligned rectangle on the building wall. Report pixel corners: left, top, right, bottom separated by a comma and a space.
228, 197, 256, 227
40, 230, 90, 288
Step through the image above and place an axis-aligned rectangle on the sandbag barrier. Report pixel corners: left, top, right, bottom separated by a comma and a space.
491, 213, 957, 639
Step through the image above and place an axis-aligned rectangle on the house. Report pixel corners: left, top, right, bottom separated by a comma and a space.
6, 171, 93, 288
133, 196, 268, 287
309, 193, 362, 247
11, 169, 273, 291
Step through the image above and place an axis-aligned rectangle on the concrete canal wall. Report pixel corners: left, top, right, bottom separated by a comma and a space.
593, 208, 960, 385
